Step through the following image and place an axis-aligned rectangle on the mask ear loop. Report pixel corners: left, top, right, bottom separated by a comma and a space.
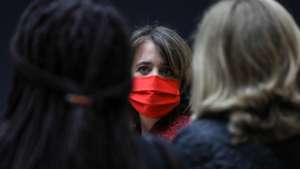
182, 104, 191, 115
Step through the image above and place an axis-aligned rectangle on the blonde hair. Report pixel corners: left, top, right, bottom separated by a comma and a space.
192, 0, 300, 143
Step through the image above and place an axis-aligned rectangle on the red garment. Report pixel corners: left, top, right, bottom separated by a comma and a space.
151, 115, 191, 141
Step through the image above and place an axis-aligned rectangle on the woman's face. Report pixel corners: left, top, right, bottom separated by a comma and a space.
132, 40, 174, 79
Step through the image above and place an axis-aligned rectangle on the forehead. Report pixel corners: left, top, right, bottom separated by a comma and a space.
133, 40, 165, 65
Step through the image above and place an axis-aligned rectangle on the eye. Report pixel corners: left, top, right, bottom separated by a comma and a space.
160, 67, 175, 78
136, 66, 151, 75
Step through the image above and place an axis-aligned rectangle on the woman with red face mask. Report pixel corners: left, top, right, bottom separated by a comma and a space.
129, 25, 192, 141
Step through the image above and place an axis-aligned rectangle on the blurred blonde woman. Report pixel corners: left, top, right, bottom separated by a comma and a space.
174, 0, 300, 169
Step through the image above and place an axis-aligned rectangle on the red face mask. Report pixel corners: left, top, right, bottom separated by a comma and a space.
129, 76, 180, 118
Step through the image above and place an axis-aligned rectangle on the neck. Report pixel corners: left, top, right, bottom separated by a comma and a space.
140, 115, 160, 133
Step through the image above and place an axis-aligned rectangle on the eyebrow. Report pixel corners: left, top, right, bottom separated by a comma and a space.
135, 61, 153, 67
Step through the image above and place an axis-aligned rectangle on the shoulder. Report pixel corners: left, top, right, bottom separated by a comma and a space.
173, 119, 230, 168
174, 119, 229, 145
174, 119, 282, 169
137, 134, 185, 169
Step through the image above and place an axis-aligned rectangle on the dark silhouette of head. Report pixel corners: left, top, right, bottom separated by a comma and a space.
0, 0, 138, 169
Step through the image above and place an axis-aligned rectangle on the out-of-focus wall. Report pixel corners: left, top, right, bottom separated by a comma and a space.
0, 0, 299, 112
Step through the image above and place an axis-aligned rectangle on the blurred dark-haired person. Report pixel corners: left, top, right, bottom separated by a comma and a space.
129, 25, 192, 141
174, 0, 300, 169
0, 0, 185, 169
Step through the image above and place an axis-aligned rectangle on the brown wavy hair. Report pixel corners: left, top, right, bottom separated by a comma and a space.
130, 25, 192, 133
131, 25, 192, 90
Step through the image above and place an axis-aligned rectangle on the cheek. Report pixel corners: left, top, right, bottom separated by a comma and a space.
132, 72, 140, 77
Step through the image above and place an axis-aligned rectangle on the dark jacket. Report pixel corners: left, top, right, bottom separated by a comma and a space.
138, 134, 186, 169
173, 119, 300, 169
